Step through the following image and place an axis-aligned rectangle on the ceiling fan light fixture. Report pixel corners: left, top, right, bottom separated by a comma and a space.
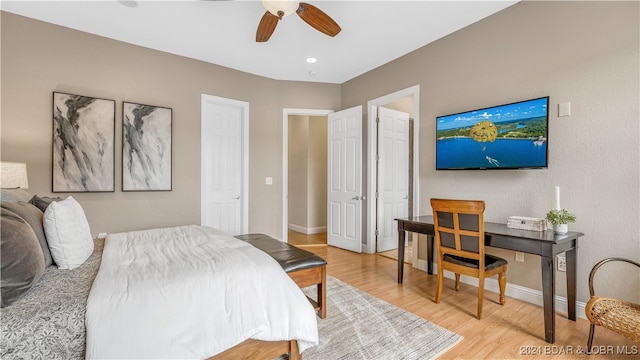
256, 0, 340, 43
262, 0, 299, 19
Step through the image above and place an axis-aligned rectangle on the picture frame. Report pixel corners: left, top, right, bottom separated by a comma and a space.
52, 92, 115, 192
122, 102, 172, 191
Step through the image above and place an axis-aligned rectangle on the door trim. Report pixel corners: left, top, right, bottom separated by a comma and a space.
366, 85, 420, 254
282, 108, 333, 243
201, 94, 250, 234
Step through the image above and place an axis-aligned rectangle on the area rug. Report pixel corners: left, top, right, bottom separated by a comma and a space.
299, 276, 463, 359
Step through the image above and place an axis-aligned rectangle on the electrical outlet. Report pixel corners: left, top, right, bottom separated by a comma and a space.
515, 252, 525, 262
97, 232, 107, 239
557, 256, 566, 272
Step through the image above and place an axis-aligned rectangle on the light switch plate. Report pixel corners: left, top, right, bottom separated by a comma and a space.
265, 177, 273, 185
558, 102, 571, 117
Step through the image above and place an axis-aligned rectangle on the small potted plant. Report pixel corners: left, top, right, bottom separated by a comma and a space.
546, 209, 576, 234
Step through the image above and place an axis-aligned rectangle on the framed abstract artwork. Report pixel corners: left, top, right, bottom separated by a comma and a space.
52, 92, 115, 192
122, 102, 172, 191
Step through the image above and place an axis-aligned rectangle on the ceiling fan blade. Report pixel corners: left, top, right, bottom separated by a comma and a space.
256, 11, 279, 42
296, 2, 341, 37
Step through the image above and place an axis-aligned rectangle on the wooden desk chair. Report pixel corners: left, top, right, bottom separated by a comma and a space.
430, 198, 507, 319
585, 258, 640, 352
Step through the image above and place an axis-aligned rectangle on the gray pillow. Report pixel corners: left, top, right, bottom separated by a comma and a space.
1, 201, 53, 267
0, 189, 31, 202
29, 195, 63, 213
1, 207, 46, 307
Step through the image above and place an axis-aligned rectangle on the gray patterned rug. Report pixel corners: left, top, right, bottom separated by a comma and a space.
299, 276, 463, 359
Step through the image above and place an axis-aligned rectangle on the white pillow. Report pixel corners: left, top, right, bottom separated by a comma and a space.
43, 196, 94, 270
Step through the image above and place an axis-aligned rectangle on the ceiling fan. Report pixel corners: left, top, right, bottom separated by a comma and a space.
256, 0, 341, 42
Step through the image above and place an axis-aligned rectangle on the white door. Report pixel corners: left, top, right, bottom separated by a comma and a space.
201, 94, 249, 235
377, 107, 409, 252
327, 106, 363, 252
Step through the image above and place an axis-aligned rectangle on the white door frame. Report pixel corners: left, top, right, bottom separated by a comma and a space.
201, 94, 250, 234
365, 85, 420, 254
282, 108, 334, 243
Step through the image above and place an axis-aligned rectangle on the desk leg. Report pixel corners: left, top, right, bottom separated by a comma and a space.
397, 229, 405, 284
427, 235, 434, 275
566, 248, 577, 321
541, 256, 556, 343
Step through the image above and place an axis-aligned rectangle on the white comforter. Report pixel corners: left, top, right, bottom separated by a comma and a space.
85, 225, 318, 359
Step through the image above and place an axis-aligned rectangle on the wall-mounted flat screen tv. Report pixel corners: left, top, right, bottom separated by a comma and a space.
436, 96, 549, 170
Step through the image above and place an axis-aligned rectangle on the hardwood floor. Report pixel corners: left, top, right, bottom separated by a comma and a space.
288, 230, 327, 246
296, 244, 638, 359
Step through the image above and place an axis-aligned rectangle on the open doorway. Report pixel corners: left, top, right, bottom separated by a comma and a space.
287, 114, 328, 246
282, 109, 333, 245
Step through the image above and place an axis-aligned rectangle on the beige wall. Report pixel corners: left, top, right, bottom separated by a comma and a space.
341, 1, 639, 303
307, 116, 327, 229
2, 2, 638, 304
287, 115, 327, 232
0, 12, 340, 238
384, 97, 414, 118
288, 115, 309, 229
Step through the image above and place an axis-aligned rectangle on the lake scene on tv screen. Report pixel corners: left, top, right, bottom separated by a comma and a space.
436, 97, 548, 169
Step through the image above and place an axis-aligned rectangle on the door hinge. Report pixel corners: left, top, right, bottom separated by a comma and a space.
375, 229, 379, 237
375, 192, 379, 198
376, 117, 380, 124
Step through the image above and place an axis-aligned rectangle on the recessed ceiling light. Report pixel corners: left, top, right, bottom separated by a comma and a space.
306, 57, 317, 64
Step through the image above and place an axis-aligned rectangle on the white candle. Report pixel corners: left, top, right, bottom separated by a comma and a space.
555, 186, 561, 210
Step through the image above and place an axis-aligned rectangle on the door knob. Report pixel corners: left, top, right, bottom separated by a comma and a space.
232, 195, 240, 199
403, 195, 409, 199
352, 196, 364, 200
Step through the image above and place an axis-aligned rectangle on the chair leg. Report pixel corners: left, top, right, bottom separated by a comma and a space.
586, 324, 595, 355
498, 270, 506, 305
454, 273, 461, 291
477, 277, 485, 319
435, 264, 444, 303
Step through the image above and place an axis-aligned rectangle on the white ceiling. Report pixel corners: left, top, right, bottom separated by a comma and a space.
1, 0, 518, 84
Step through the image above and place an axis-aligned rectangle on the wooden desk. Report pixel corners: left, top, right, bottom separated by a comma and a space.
395, 215, 584, 344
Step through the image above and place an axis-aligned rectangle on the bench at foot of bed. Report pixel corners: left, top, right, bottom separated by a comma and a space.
235, 233, 327, 319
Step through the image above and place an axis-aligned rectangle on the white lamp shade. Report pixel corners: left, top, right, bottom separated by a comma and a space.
262, 0, 299, 17
1, 162, 29, 189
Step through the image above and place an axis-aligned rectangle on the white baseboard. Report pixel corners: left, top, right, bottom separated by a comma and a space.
288, 224, 307, 233
412, 260, 586, 320
288, 224, 327, 235
308, 226, 327, 234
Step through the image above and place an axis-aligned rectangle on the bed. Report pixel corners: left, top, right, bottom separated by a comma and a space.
1, 191, 318, 359
1, 238, 104, 359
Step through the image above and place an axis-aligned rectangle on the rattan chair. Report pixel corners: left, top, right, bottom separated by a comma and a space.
585, 258, 640, 352
430, 198, 507, 319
